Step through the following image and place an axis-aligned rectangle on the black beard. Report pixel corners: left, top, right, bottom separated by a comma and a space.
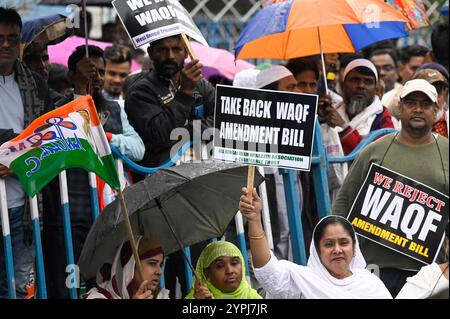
154, 60, 182, 79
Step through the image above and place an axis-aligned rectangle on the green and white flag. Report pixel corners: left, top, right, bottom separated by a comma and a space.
0, 96, 121, 197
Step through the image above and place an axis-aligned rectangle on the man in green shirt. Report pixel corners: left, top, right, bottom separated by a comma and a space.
333, 79, 449, 297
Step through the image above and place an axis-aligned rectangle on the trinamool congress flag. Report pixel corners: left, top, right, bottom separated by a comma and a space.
0, 96, 121, 197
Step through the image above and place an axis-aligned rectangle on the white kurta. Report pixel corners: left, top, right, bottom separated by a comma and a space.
396, 263, 449, 299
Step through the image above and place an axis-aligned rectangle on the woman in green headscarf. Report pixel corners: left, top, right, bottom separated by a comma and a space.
185, 241, 262, 299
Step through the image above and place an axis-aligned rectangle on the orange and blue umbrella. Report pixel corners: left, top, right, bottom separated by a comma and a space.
236, 0, 409, 61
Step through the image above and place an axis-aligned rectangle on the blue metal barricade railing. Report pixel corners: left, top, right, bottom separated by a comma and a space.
88, 173, 100, 221
311, 124, 332, 220
1, 126, 397, 298
282, 124, 397, 266
326, 128, 397, 164
280, 168, 308, 265
0, 182, 48, 299
106, 129, 397, 293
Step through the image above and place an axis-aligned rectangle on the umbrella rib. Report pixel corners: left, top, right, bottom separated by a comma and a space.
154, 198, 197, 271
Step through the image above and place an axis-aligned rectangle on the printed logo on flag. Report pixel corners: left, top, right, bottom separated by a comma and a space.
0, 96, 120, 197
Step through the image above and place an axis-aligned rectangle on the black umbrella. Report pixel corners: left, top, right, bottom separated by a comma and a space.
78, 161, 264, 280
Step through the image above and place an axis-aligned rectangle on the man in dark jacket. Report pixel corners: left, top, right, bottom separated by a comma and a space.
125, 34, 215, 171
125, 34, 215, 298
0, 7, 51, 299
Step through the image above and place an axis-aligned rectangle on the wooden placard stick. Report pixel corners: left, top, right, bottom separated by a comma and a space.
247, 165, 255, 200
181, 33, 198, 61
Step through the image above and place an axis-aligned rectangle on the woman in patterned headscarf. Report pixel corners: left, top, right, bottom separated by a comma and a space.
84, 236, 169, 299
185, 241, 262, 299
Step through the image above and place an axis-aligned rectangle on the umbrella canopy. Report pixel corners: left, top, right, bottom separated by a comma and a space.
47, 35, 141, 72
235, 0, 409, 60
189, 41, 255, 80
21, 14, 73, 52
78, 161, 264, 280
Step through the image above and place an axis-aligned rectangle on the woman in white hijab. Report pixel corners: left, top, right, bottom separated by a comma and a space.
239, 188, 392, 299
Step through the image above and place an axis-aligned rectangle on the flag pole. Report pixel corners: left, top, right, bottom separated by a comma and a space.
82, 0, 93, 95
117, 188, 146, 285
82, 0, 89, 58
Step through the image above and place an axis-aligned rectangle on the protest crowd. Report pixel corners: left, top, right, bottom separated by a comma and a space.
0, 0, 449, 301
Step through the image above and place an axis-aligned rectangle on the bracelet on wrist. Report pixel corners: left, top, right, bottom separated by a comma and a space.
248, 232, 265, 240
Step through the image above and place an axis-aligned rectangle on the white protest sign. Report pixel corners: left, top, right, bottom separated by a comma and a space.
214, 85, 318, 171
113, 0, 208, 48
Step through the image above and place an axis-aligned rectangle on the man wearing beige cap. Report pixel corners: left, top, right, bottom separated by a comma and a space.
333, 79, 449, 297
412, 66, 449, 137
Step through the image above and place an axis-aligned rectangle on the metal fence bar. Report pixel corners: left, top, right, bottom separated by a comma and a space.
1, 125, 399, 298
280, 169, 307, 265
0, 178, 16, 299
311, 123, 332, 219
328, 129, 397, 164
29, 196, 47, 299
88, 173, 100, 221
183, 246, 194, 292
58, 171, 77, 299
235, 211, 251, 283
